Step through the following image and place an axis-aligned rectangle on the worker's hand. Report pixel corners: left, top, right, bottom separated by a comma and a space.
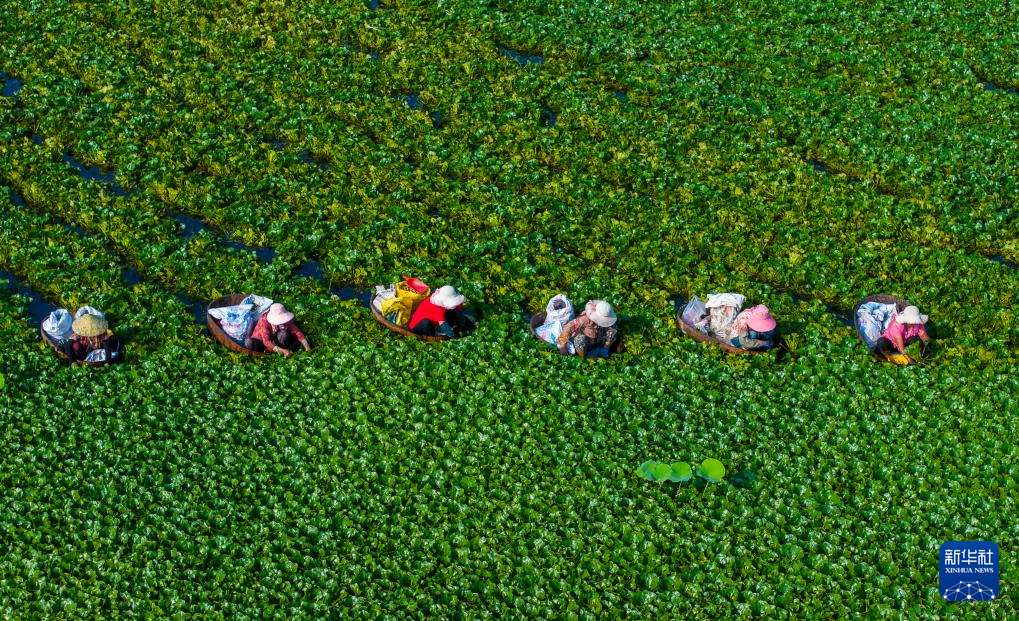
278, 347, 292, 358
301, 339, 312, 352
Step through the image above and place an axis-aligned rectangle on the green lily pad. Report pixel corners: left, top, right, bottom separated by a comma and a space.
696, 458, 726, 483
667, 461, 692, 482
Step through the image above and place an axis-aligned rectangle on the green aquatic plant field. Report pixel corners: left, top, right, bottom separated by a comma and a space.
1, 0, 1017, 617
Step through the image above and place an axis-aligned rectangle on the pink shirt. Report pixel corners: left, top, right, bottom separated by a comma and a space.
881, 316, 927, 351
250, 313, 305, 351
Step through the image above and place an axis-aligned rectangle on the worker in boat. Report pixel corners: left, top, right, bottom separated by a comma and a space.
409, 285, 474, 337
245, 303, 311, 357
873, 305, 930, 360
61, 306, 123, 363
556, 300, 620, 357
729, 304, 777, 350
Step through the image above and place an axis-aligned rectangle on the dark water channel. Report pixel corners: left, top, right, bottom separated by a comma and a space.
499, 46, 544, 66
176, 293, 207, 326
0, 269, 53, 327
1, 72, 22, 97
168, 212, 275, 263
299, 151, 330, 172
294, 260, 369, 303
989, 255, 1017, 270
983, 82, 1019, 95
8, 188, 25, 207
542, 107, 558, 128
402, 94, 421, 111
63, 150, 132, 196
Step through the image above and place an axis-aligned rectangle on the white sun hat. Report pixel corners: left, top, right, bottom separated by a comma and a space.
430, 285, 466, 310
897, 305, 928, 325
589, 301, 617, 327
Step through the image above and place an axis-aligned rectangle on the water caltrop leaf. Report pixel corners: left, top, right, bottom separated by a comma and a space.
637, 460, 671, 483
696, 458, 726, 483
668, 461, 692, 482
637, 460, 659, 481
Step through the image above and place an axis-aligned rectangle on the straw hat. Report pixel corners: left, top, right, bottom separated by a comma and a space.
745, 304, 776, 332
72, 313, 108, 337
898, 305, 928, 325
431, 285, 466, 310
43, 309, 73, 340
589, 301, 617, 327
266, 303, 294, 325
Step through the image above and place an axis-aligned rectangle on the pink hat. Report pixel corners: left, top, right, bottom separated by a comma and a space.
745, 305, 776, 332
266, 303, 294, 325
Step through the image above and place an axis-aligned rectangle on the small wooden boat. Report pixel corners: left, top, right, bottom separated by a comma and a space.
853, 294, 917, 365
207, 293, 270, 356
529, 311, 626, 356
40, 326, 117, 367
370, 292, 449, 342
676, 305, 769, 355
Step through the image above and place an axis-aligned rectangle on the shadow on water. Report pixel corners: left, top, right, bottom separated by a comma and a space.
431, 112, 444, 129
541, 107, 558, 128
1, 72, 23, 97
63, 150, 133, 196
0, 269, 54, 327
26, 132, 43, 145
499, 46, 544, 66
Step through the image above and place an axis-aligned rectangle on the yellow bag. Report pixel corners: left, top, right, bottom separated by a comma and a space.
381, 282, 430, 326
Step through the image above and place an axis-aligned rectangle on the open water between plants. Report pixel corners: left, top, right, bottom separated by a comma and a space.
0, 268, 54, 327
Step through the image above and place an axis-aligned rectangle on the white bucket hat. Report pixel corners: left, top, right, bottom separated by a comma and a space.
43, 308, 73, 341
589, 301, 617, 327
898, 305, 928, 325
431, 285, 466, 310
